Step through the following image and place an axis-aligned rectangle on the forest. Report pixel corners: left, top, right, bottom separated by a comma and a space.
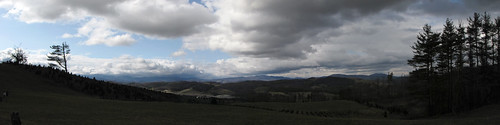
408, 12, 500, 115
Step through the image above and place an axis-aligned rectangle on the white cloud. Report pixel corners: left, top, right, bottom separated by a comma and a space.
171, 50, 186, 57
0, 48, 14, 62
1, 48, 207, 78
66, 18, 136, 46
0, 0, 12, 9
61, 33, 74, 38
1, 0, 216, 46
68, 55, 204, 77
2, 0, 87, 23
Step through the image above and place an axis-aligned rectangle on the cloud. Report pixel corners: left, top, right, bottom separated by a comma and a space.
171, 50, 186, 57
182, 0, 500, 77
183, 0, 412, 59
68, 55, 204, 77
407, 0, 500, 16
65, 18, 136, 46
0, 48, 207, 78
109, 0, 217, 38
2, 0, 500, 78
194, 11, 436, 77
0, 48, 14, 62
1, 0, 216, 46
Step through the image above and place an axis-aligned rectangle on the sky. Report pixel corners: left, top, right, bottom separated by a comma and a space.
0, 0, 499, 79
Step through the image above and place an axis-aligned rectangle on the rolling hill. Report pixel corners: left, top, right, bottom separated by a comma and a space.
133, 76, 360, 102
1, 63, 500, 124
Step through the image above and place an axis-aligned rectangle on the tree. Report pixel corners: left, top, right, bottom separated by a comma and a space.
408, 24, 440, 115
408, 24, 440, 77
47, 42, 70, 72
387, 72, 393, 83
9, 47, 28, 64
453, 22, 467, 113
466, 13, 481, 67
494, 17, 500, 67
408, 12, 500, 115
437, 18, 456, 74
437, 19, 460, 113
455, 22, 466, 70
480, 12, 493, 66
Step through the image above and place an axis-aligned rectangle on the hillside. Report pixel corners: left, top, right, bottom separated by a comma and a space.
134, 76, 359, 102
2, 63, 500, 124
0, 63, 365, 124
0, 64, 311, 124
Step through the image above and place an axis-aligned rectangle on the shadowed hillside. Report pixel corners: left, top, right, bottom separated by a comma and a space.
0, 63, 180, 102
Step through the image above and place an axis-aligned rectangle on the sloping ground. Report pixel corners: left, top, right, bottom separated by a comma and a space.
233, 100, 387, 119
1, 64, 500, 124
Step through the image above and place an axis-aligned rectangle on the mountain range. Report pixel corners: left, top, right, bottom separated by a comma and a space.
88, 73, 389, 83
328, 73, 389, 80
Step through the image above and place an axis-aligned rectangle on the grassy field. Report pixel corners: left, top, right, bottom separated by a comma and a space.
1, 64, 499, 124
232, 100, 387, 119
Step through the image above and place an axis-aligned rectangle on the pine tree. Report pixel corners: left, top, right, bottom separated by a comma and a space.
466, 13, 481, 67
494, 17, 500, 67
455, 23, 466, 70
437, 18, 456, 74
47, 42, 70, 72
480, 12, 493, 66
408, 24, 440, 76
408, 24, 440, 115
408, 12, 500, 115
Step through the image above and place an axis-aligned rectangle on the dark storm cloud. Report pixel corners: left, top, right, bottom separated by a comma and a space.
409, 0, 500, 16
217, 0, 413, 59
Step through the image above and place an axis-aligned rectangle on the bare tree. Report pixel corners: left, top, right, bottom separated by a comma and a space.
9, 47, 28, 64
47, 42, 70, 72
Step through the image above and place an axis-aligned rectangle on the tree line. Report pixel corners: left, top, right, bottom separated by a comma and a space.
408, 12, 500, 115
6, 42, 70, 73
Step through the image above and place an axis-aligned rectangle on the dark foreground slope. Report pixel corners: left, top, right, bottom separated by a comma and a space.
1, 63, 499, 124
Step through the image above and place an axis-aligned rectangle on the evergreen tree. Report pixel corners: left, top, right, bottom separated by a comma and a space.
466, 13, 481, 67
387, 72, 393, 83
494, 17, 500, 67
408, 24, 441, 115
408, 24, 440, 77
480, 12, 493, 66
437, 18, 456, 74
47, 42, 70, 72
408, 12, 500, 115
455, 23, 466, 70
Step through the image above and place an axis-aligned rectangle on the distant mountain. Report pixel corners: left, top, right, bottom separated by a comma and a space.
87, 73, 388, 84
87, 74, 204, 83
210, 75, 292, 83
328, 73, 388, 80
88, 74, 292, 84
